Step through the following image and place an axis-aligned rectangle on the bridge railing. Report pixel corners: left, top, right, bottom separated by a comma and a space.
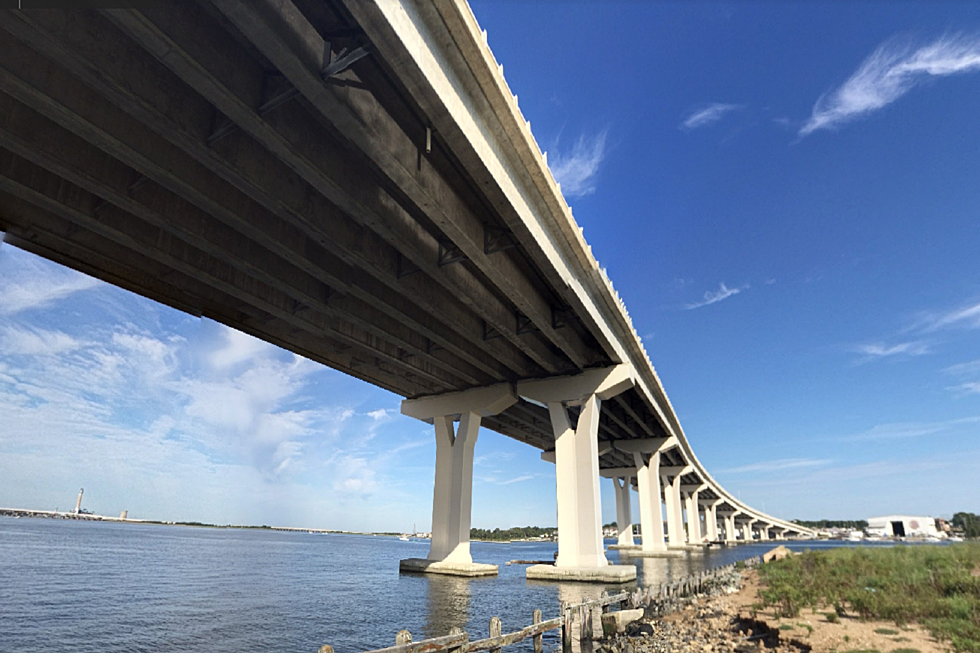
315, 562, 744, 653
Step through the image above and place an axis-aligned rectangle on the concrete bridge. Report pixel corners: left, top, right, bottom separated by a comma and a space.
0, 1, 814, 582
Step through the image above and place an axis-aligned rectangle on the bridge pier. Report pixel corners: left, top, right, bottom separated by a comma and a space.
724, 513, 738, 543
682, 484, 704, 545
399, 383, 516, 577
520, 366, 637, 583
662, 469, 687, 548
604, 437, 680, 556
611, 476, 637, 548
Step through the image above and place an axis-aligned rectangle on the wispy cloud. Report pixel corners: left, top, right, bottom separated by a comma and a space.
0, 250, 101, 315
548, 130, 608, 198
722, 458, 834, 474
499, 474, 535, 485
841, 416, 980, 442
944, 359, 980, 375
681, 103, 743, 129
853, 340, 931, 359
915, 300, 980, 331
684, 282, 748, 309
801, 32, 980, 136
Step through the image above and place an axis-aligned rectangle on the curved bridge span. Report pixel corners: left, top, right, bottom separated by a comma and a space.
0, 1, 814, 581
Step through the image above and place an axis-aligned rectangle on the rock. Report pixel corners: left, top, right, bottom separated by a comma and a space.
762, 546, 792, 563
602, 609, 646, 636
626, 622, 655, 637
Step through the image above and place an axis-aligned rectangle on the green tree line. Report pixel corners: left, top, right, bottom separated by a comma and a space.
791, 519, 869, 529
470, 526, 556, 541
952, 512, 980, 538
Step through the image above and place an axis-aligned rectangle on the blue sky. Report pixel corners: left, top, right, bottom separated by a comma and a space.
3, 1, 980, 529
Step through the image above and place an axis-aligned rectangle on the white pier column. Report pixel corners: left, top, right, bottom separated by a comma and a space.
634, 453, 666, 552
400, 383, 517, 576
519, 365, 637, 583
701, 503, 716, 541
428, 412, 480, 562
760, 524, 771, 541
613, 476, 635, 547
684, 491, 701, 543
607, 437, 674, 554
663, 473, 685, 546
725, 513, 737, 542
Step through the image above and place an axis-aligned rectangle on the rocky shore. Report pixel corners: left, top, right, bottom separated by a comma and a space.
596, 560, 946, 653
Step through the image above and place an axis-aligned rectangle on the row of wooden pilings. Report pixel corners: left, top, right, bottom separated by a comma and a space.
316, 559, 758, 653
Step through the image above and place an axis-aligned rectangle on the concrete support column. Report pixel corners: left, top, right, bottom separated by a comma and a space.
760, 525, 770, 541
400, 382, 517, 576
663, 474, 684, 546
702, 504, 717, 541
709, 503, 720, 541
725, 515, 736, 542
428, 411, 480, 563
684, 490, 702, 543
550, 394, 606, 567
634, 453, 666, 552
613, 476, 635, 548
519, 365, 637, 582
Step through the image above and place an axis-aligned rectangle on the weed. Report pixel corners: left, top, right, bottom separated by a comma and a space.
779, 624, 796, 630
756, 543, 980, 653
891, 649, 920, 653
874, 628, 899, 635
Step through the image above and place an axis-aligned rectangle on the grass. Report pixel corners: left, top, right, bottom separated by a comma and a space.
875, 628, 900, 635
892, 649, 921, 653
757, 543, 980, 653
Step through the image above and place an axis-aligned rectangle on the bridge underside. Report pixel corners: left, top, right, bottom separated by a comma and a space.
0, 3, 672, 465
0, 2, 813, 571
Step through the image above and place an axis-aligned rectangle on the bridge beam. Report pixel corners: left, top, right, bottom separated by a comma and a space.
399, 383, 516, 576
519, 365, 637, 583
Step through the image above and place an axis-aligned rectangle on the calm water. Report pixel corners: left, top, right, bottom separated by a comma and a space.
0, 517, 877, 653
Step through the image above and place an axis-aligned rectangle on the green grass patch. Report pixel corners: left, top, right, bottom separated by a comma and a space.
757, 543, 980, 652
891, 649, 920, 653
875, 628, 900, 635
779, 624, 796, 630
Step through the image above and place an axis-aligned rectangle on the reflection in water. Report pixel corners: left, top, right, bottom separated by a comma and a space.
422, 573, 474, 639
620, 551, 707, 588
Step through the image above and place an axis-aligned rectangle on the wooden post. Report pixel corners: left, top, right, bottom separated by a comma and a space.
317, 646, 333, 653
532, 609, 543, 653
578, 605, 593, 653
449, 626, 466, 653
489, 616, 502, 653
562, 604, 572, 653
396, 630, 412, 646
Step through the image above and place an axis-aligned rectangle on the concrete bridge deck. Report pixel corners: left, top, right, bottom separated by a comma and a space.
0, 0, 814, 581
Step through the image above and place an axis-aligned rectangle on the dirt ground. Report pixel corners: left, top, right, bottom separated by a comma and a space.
724, 568, 950, 653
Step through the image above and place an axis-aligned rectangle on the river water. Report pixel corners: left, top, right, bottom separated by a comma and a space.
0, 517, 879, 653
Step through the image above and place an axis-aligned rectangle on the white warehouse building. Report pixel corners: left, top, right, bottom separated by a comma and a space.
867, 515, 941, 538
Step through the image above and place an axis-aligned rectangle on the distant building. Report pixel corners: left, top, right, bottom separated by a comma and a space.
867, 515, 941, 538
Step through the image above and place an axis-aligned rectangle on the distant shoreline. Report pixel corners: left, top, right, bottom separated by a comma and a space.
0, 508, 400, 537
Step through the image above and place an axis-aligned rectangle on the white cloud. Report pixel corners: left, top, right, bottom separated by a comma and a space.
681, 103, 743, 129
917, 300, 980, 331
722, 458, 833, 474
841, 416, 980, 442
0, 249, 102, 315
944, 359, 980, 375
499, 474, 534, 485
1, 326, 84, 356
684, 282, 748, 309
853, 340, 930, 358
548, 130, 608, 198
801, 33, 980, 136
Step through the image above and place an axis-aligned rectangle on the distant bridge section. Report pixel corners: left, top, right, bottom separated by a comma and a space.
0, 0, 814, 582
